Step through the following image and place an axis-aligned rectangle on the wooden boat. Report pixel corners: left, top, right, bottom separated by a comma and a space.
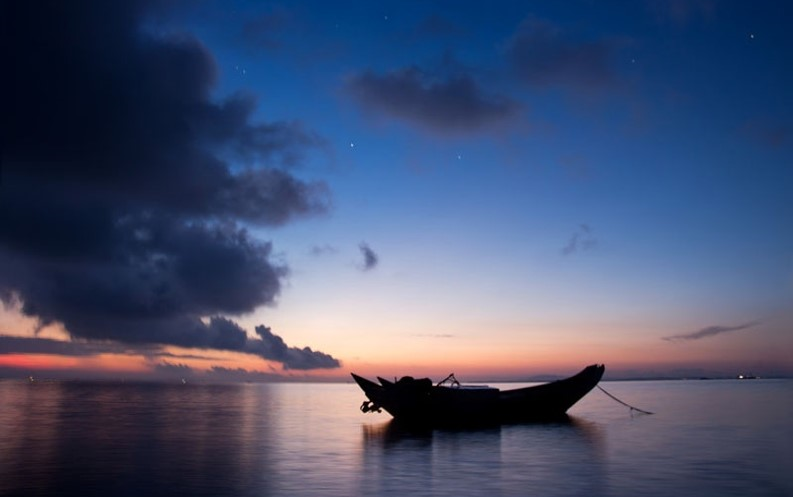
352, 364, 605, 427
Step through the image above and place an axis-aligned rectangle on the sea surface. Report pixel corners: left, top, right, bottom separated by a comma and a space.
0, 377, 791, 497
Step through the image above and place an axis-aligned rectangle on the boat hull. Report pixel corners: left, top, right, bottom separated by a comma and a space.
352, 364, 605, 427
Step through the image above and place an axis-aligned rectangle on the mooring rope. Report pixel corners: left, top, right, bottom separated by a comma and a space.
597, 385, 654, 415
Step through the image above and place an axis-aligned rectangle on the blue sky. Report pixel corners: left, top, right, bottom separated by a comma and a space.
1, 0, 791, 380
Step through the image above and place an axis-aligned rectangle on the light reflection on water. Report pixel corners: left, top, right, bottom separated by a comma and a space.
0, 379, 790, 497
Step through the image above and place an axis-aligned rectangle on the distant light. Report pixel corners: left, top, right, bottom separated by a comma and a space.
350, 142, 355, 148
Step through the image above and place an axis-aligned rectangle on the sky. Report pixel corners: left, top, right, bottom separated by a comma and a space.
1, 0, 792, 382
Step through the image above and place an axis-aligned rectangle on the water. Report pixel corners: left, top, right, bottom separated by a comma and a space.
0, 379, 790, 497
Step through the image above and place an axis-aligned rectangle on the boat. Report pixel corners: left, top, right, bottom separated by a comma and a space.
352, 364, 605, 427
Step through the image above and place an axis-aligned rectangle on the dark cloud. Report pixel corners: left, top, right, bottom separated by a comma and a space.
561, 224, 597, 256
506, 17, 621, 93
358, 243, 379, 271
0, 336, 131, 357
154, 362, 194, 379
0, 0, 338, 369
740, 119, 791, 149
248, 325, 341, 370
148, 350, 219, 361
413, 14, 466, 39
346, 66, 519, 133
0, 319, 341, 371
206, 366, 282, 383
559, 154, 593, 181
0, 334, 221, 361
646, 0, 716, 26
663, 321, 762, 342
240, 7, 294, 50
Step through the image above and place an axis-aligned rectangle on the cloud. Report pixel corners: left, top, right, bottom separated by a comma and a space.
310, 244, 338, 256
0, 319, 341, 371
646, 0, 716, 26
506, 17, 621, 93
663, 321, 762, 342
346, 65, 519, 133
248, 325, 341, 370
413, 14, 466, 39
0, 0, 338, 369
358, 243, 379, 271
740, 119, 791, 149
206, 366, 282, 382
0, 335, 132, 357
561, 224, 598, 256
559, 154, 593, 181
240, 7, 294, 50
154, 361, 194, 378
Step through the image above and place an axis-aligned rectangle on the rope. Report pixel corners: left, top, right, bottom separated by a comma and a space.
436, 373, 460, 388
597, 385, 654, 415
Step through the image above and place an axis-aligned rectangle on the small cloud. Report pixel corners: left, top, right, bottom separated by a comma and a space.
663, 320, 761, 341
240, 7, 295, 50
646, 0, 716, 26
154, 361, 194, 378
345, 65, 519, 133
358, 242, 379, 271
413, 14, 465, 39
506, 17, 622, 94
561, 224, 597, 256
310, 244, 337, 256
559, 154, 592, 180
740, 118, 790, 149
206, 366, 282, 382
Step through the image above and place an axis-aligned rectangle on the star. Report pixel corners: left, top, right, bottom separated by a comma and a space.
350, 142, 355, 148
749, 33, 755, 39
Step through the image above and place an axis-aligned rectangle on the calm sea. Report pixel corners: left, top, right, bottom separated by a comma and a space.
0, 378, 790, 497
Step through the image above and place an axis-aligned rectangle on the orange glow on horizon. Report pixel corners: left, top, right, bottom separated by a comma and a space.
0, 353, 147, 373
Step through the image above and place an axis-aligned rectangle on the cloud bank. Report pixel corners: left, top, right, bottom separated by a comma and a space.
0, 324, 339, 372
0, 0, 339, 369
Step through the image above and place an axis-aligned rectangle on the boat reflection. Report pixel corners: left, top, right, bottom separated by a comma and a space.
363, 415, 603, 447
359, 416, 606, 496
